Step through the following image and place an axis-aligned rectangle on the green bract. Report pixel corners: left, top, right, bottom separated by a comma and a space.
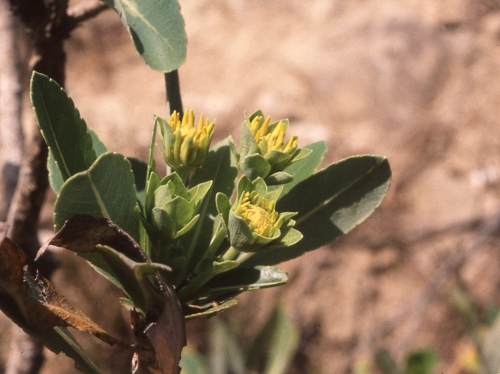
216, 177, 301, 252
144, 171, 212, 243
236, 110, 312, 185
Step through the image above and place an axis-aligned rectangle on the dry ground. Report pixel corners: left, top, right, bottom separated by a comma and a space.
4, 0, 500, 373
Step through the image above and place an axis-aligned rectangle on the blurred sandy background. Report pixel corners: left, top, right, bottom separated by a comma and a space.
4, 0, 500, 373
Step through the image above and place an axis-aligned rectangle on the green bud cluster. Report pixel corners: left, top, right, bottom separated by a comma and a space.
142, 172, 212, 244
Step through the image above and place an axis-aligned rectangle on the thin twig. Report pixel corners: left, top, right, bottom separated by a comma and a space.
5, 0, 70, 373
0, 0, 23, 221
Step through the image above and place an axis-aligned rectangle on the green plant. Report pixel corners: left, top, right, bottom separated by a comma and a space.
0, 0, 391, 373
31, 67, 390, 317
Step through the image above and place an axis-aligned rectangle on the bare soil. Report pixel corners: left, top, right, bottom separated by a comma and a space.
5, 0, 500, 373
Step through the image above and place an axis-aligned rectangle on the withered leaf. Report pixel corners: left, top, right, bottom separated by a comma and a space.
0, 229, 125, 347
143, 276, 186, 374
0, 224, 28, 289
33, 276, 123, 346
132, 279, 186, 374
39, 214, 148, 263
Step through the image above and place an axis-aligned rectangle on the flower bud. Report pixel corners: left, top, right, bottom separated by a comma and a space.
159, 109, 215, 171
237, 111, 311, 184
216, 177, 302, 252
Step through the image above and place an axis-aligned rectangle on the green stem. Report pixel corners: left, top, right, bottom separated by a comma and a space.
176, 168, 190, 185
207, 226, 227, 259
222, 246, 241, 261
236, 251, 255, 265
165, 70, 183, 116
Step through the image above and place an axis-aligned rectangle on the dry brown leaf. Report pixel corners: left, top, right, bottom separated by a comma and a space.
38, 214, 148, 263
0, 227, 127, 347
35, 276, 124, 346
0, 224, 28, 289
144, 277, 186, 374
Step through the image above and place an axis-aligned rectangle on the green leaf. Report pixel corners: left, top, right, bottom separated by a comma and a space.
251, 177, 268, 198
48, 128, 109, 195
161, 172, 189, 198
271, 141, 327, 197
145, 171, 161, 219
151, 207, 176, 240
31, 72, 97, 182
128, 157, 148, 208
263, 149, 292, 170
243, 155, 391, 266
54, 152, 140, 241
216, 192, 231, 218
236, 175, 253, 202
95, 244, 170, 312
47, 151, 65, 195
265, 171, 293, 186
144, 118, 158, 214
206, 266, 288, 292
178, 260, 239, 301
269, 117, 289, 133
228, 211, 254, 248
164, 197, 195, 228
88, 128, 109, 156
174, 214, 200, 238
267, 226, 302, 249
248, 109, 265, 122
289, 146, 313, 163
101, 0, 187, 72
188, 181, 213, 212
239, 117, 260, 159
262, 183, 282, 203
241, 154, 271, 179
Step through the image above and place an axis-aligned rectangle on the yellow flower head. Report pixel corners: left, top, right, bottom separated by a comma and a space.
164, 109, 215, 170
249, 116, 298, 153
236, 191, 278, 238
